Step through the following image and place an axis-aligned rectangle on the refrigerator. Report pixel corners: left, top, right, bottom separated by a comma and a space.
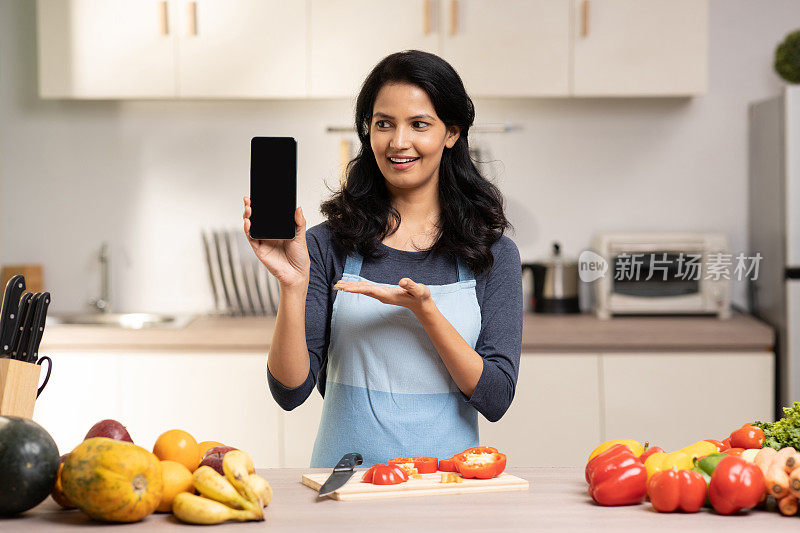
749, 86, 800, 416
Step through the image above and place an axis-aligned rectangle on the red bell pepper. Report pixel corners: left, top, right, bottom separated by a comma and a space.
362, 463, 409, 485
721, 438, 731, 449
587, 445, 647, 506
441, 446, 498, 473
723, 448, 746, 456
389, 456, 438, 474
729, 424, 765, 449
647, 469, 707, 513
640, 446, 665, 464
708, 456, 765, 515
704, 439, 726, 453
453, 450, 507, 479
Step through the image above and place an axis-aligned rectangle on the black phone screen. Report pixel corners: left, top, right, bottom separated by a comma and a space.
249, 137, 297, 240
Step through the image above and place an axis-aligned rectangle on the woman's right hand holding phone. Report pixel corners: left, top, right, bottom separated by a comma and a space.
243, 196, 310, 290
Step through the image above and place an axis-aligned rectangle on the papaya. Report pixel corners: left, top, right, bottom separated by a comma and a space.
62, 437, 163, 522
51, 454, 76, 509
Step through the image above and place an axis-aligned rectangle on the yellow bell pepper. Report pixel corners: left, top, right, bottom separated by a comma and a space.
587, 439, 644, 462
644, 451, 694, 479
677, 440, 717, 459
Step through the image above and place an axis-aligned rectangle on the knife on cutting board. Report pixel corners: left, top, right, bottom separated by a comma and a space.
318, 452, 363, 498
25, 292, 50, 363
0, 275, 26, 355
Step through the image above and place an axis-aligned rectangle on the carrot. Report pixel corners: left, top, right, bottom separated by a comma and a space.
755, 447, 778, 475
777, 447, 797, 461
789, 467, 800, 498
767, 464, 791, 499
784, 452, 800, 473
778, 495, 798, 516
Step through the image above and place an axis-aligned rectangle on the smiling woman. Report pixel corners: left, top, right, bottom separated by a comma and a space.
243, 50, 523, 468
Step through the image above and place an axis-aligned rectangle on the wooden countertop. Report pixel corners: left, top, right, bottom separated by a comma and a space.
6, 467, 797, 532
39, 312, 774, 353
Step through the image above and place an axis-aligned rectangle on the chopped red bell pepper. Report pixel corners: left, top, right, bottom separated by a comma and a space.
453, 450, 507, 479
389, 456, 438, 474
438, 456, 458, 472
647, 468, 707, 513
362, 463, 409, 485
708, 456, 765, 515
587, 445, 647, 506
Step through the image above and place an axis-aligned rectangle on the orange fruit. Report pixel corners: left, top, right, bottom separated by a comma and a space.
156, 460, 193, 512
198, 440, 225, 459
153, 430, 202, 472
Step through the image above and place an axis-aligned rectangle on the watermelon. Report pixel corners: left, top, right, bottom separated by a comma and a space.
0, 416, 60, 515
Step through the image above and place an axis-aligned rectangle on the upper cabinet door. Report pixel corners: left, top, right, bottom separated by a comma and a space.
309, 0, 440, 99
440, 0, 570, 97
177, 0, 307, 98
572, 0, 708, 96
37, 0, 178, 98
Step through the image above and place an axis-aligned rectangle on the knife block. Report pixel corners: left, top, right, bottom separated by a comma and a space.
0, 359, 42, 418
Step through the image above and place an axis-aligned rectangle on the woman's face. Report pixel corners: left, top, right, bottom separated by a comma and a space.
370, 82, 460, 192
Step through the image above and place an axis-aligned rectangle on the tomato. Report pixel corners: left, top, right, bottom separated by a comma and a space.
729, 425, 765, 449
723, 448, 746, 456
388, 457, 438, 474
704, 439, 726, 453
454, 451, 507, 479
361, 463, 409, 485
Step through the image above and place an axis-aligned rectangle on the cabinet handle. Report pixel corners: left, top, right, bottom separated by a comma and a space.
450, 0, 458, 36
423, 0, 432, 35
187, 1, 198, 36
581, 0, 590, 37
159, 1, 169, 36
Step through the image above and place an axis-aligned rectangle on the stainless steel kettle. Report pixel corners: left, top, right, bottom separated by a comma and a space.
522, 242, 580, 314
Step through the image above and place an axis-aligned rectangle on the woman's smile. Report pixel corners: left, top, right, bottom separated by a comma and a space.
387, 155, 420, 171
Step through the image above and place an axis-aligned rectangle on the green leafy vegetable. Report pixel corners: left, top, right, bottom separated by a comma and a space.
754, 402, 800, 450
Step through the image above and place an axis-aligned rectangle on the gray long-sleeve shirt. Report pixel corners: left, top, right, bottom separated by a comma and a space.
267, 221, 523, 422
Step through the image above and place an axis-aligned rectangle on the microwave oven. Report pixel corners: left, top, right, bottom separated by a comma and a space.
591, 232, 732, 320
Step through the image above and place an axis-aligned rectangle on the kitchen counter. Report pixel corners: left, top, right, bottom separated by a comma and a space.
5, 467, 797, 532
39, 311, 773, 352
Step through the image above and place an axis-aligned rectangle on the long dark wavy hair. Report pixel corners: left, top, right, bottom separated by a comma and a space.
320, 50, 510, 275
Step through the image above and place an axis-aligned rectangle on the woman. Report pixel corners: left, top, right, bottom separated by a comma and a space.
243, 50, 522, 468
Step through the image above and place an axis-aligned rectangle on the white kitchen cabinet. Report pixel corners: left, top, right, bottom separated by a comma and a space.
601, 352, 774, 451
440, 0, 571, 97
32, 351, 282, 469
177, 0, 307, 98
309, 0, 440, 98
37, 0, 178, 98
478, 353, 602, 467
571, 0, 708, 96
37, 0, 307, 99
281, 388, 324, 468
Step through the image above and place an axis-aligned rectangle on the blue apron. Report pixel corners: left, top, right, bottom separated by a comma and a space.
310, 251, 483, 467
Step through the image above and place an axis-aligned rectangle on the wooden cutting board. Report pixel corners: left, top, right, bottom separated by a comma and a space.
301, 471, 530, 501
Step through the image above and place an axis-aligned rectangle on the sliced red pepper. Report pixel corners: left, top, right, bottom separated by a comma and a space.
438, 456, 458, 472
454, 450, 507, 479
361, 463, 409, 485
463, 446, 499, 455
389, 456, 438, 474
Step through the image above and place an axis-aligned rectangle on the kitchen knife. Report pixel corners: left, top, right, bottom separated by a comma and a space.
223, 230, 247, 315
0, 275, 26, 355
25, 292, 50, 363
11, 293, 37, 360
318, 452, 363, 498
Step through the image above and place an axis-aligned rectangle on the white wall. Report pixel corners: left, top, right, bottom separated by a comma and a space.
1, 0, 798, 313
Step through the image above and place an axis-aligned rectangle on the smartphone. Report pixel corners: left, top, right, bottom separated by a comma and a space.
249, 136, 297, 240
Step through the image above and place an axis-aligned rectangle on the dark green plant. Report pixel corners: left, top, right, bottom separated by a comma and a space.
775, 29, 800, 83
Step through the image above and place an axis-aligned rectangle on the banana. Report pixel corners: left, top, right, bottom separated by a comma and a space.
172, 492, 263, 525
192, 466, 257, 512
247, 473, 274, 507
223, 450, 262, 507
